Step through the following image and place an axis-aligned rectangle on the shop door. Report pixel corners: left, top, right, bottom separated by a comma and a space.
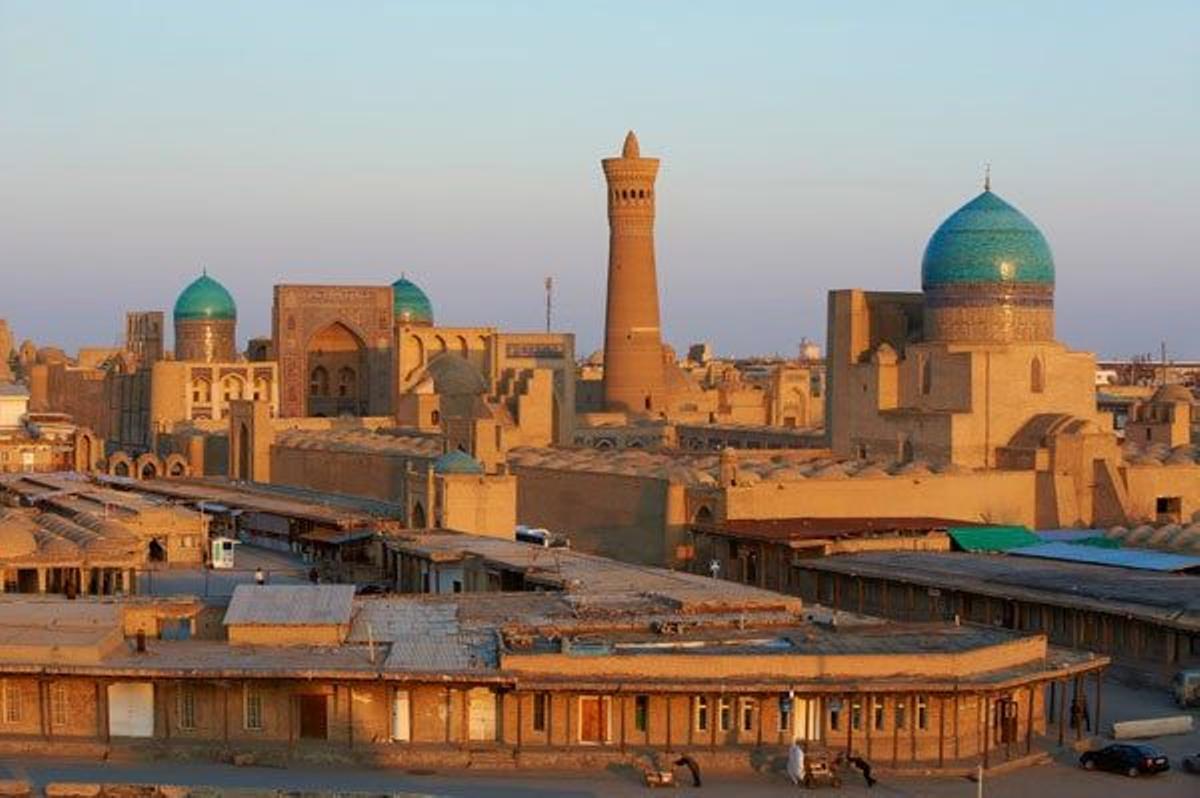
579, 695, 609, 744
391, 689, 411, 742
107, 682, 154, 738
299, 695, 328, 739
468, 687, 497, 741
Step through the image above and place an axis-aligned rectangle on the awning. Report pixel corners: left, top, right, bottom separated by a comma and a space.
947, 526, 1039, 552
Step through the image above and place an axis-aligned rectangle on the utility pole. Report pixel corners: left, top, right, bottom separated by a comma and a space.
544, 276, 553, 333
1160, 340, 1168, 386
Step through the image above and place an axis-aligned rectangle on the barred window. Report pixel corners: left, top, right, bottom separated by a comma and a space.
50, 683, 68, 728
2, 680, 20, 724
178, 685, 197, 730
694, 696, 709, 733
243, 684, 263, 731
532, 693, 547, 732
634, 695, 649, 733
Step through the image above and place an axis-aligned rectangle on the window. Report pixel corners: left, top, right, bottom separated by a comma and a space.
850, 699, 863, 731
829, 699, 841, 731
178, 685, 197, 730
872, 697, 885, 731
1, 680, 20, 724
920, 356, 932, 395
718, 698, 732, 732
778, 695, 792, 732
740, 697, 757, 732
916, 696, 929, 731
1031, 358, 1045, 393
894, 698, 907, 730
532, 693, 547, 732
243, 684, 263, 731
50, 683, 68, 728
694, 697, 709, 733
634, 695, 649, 733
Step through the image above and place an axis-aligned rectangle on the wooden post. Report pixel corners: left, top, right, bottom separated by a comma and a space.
96, 681, 109, 743
909, 692, 916, 763
223, 682, 230, 743
38, 680, 47, 739
1093, 669, 1103, 736
1025, 684, 1035, 754
891, 695, 899, 767
444, 687, 452, 744
846, 694, 853, 755
547, 693, 554, 747
288, 693, 295, 751
461, 688, 469, 749
347, 685, 354, 749
1073, 677, 1082, 742
982, 695, 990, 770
952, 689, 960, 762
755, 695, 763, 748
937, 695, 945, 768
162, 681, 171, 741
566, 692, 573, 747
710, 694, 716, 751
516, 692, 524, 751
1057, 679, 1066, 746
666, 695, 673, 750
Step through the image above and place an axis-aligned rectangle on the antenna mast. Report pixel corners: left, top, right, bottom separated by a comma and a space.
544, 276, 553, 333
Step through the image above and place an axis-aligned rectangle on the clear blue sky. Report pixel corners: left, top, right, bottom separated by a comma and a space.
2, 1, 1197, 358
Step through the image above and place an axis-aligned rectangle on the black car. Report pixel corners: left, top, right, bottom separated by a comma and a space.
1080, 743, 1169, 777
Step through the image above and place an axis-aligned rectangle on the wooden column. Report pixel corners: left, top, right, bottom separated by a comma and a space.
952, 690, 960, 762
566, 692, 574, 748
1025, 684, 1035, 755
1056, 679, 1066, 746
547, 693, 554, 747
1093, 669, 1103, 736
460, 688, 469, 749
755, 695, 763, 748
982, 694, 991, 770
710, 694, 716, 751
162, 681, 171, 741
223, 683, 230, 743
288, 694, 295, 751
444, 687, 452, 744
516, 692, 524, 751
937, 695, 945, 767
95, 681, 107, 743
891, 695, 899, 767
37, 680, 48, 739
1073, 677, 1083, 742
845, 694, 853, 755
347, 685, 354, 749
909, 692, 917, 763
666, 695, 673, 750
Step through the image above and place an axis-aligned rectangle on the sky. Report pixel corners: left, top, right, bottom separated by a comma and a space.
1, 1, 1197, 359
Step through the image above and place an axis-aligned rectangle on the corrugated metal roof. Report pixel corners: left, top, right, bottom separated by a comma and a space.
947, 526, 1038, 552
1007, 542, 1200, 573
223, 584, 356, 626
1033, 530, 1119, 548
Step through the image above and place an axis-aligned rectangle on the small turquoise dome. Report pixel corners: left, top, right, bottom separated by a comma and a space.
173, 273, 237, 321
921, 191, 1054, 289
392, 277, 434, 325
434, 450, 484, 475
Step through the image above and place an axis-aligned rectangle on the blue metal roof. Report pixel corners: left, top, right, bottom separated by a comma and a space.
1008, 542, 1200, 573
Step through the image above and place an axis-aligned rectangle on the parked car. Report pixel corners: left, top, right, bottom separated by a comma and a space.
1183, 752, 1199, 774
1080, 744, 1169, 777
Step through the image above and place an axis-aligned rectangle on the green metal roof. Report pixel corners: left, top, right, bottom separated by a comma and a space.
947, 526, 1039, 552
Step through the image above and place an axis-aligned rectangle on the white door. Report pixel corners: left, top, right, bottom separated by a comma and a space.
468, 688, 497, 741
793, 698, 820, 741
107, 682, 154, 738
391, 689, 410, 742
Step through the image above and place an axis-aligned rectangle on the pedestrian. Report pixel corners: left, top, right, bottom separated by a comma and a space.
786, 740, 806, 786
847, 753, 876, 788
308, 566, 320, 584
672, 755, 702, 787
255, 566, 265, 586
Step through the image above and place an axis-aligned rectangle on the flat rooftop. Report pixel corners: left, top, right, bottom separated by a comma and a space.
695, 516, 974, 543
387, 531, 801, 614
797, 551, 1200, 632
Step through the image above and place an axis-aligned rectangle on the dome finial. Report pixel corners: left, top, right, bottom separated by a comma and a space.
622, 130, 640, 158
983, 162, 992, 192
202, 265, 207, 276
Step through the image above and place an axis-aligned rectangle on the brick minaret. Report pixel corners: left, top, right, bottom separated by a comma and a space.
601, 131, 667, 414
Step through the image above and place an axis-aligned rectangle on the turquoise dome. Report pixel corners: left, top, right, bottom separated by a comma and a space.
173, 274, 237, 321
921, 191, 1054, 289
392, 277, 434, 325
434, 450, 484, 475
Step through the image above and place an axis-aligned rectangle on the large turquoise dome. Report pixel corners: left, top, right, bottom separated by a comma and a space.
392, 277, 434, 325
173, 273, 237, 321
433, 450, 484, 475
921, 191, 1054, 289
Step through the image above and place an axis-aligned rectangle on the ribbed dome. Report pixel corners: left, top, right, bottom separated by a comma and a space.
434, 450, 484, 475
174, 273, 237, 321
922, 191, 1054, 289
392, 277, 434, 325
